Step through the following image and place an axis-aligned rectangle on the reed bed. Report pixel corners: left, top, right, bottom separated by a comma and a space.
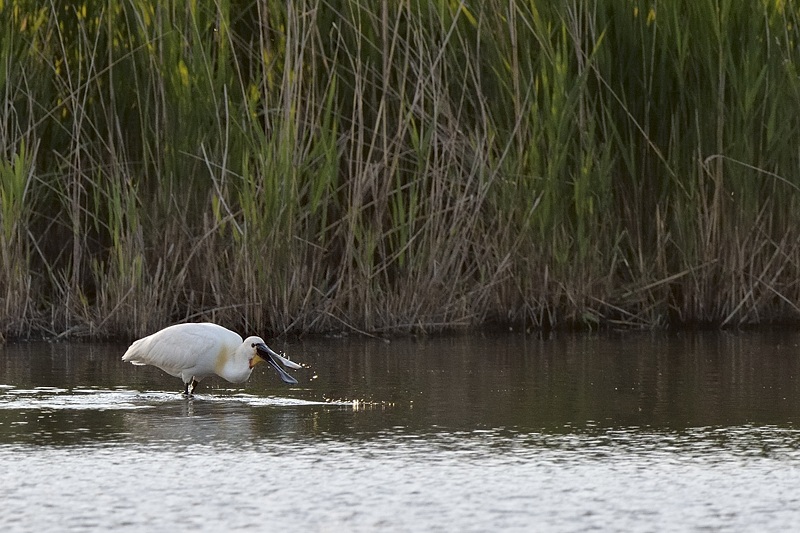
2, 0, 800, 340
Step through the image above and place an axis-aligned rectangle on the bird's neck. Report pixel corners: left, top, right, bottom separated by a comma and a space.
217, 353, 253, 383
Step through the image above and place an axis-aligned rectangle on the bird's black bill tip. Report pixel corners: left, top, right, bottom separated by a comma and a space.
256, 343, 299, 385
267, 357, 299, 384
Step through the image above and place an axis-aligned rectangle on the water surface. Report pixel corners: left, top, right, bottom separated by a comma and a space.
2, 331, 800, 531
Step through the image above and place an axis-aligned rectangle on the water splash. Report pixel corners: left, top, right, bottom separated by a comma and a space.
0, 386, 353, 411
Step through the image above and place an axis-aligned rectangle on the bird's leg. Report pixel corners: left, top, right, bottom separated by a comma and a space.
183, 378, 199, 396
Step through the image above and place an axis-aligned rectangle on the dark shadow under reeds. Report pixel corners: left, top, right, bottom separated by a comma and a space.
2, 0, 800, 340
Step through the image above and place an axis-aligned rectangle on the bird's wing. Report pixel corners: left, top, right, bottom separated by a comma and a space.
122, 324, 228, 376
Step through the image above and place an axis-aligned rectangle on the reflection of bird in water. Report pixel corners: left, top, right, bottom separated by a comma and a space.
122, 323, 301, 394
122, 398, 311, 444
123, 406, 260, 443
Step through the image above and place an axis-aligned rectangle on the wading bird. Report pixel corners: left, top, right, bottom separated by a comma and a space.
122, 322, 301, 394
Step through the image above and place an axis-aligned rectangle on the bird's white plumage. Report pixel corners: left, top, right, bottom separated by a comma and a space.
123, 323, 237, 381
122, 322, 300, 392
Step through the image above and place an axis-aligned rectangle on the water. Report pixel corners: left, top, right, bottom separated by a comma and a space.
2, 331, 800, 531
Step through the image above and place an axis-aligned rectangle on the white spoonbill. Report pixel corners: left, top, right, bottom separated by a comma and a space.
122, 322, 302, 394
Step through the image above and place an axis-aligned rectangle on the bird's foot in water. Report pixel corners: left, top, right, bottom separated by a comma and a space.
183, 378, 199, 396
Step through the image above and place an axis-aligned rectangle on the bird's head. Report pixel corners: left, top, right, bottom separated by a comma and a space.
244, 336, 300, 385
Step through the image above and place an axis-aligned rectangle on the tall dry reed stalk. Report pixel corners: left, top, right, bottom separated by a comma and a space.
1, 0, 800, 340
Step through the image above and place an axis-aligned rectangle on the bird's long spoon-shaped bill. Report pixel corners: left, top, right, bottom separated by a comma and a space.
254, 344, 299, 384
261, 344, 303, 369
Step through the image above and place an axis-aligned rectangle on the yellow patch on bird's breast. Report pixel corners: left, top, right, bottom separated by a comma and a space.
214, 348, 232, 375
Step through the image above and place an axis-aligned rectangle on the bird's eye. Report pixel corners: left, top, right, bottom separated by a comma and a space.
251, 343, 256, 347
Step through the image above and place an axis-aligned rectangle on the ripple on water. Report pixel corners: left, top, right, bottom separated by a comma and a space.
0, 386, 353, 411
3, 424, 799, 532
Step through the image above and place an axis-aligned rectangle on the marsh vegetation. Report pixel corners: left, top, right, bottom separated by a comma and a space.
2, 1, 800, 339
